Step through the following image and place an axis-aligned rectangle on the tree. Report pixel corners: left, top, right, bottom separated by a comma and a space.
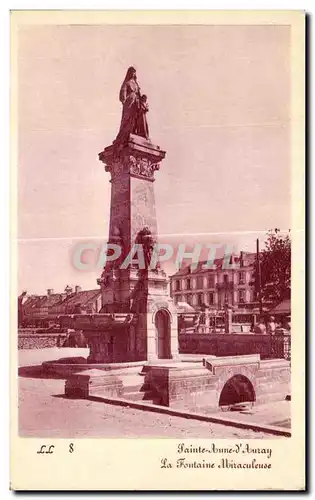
254, 229, 291, 305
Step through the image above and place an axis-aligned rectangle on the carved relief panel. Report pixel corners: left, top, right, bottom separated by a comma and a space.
130, 177, 158, 245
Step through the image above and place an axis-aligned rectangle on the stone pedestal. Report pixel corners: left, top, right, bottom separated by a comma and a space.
86, 134, 179, 363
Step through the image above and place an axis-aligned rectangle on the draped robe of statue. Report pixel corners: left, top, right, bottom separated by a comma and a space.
115, 75, 149, 144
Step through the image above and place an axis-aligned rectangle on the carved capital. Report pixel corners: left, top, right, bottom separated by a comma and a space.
127, 155, 160, 180
102, 155, 160, 181
99, 141, 163, 181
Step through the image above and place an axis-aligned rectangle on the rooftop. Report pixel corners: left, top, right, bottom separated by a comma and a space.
171, 252, 256, 278
22, 287, 101, 314
59, 289, 101, 308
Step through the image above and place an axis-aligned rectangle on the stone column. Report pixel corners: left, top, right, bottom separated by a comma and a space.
224, 302, 233, 334
98, 134, 179, 361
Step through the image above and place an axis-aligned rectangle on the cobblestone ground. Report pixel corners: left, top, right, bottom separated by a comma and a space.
19, 377, 271, 438
18, 348, 270, 439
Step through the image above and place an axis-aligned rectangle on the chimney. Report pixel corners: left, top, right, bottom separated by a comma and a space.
47, 288, 54, 296
75, 285, 82, 294
64, 285, 73, 295
240, 251, 244, 267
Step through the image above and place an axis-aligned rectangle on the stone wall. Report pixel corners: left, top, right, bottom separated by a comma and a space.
18, 334, 67, 350
145, 364, 217, 410
145, 355, 290, 412
179, 333, 290, 360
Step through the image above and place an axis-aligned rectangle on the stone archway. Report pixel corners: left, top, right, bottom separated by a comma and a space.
155, 309, 171, 359
219, 374, 256, 408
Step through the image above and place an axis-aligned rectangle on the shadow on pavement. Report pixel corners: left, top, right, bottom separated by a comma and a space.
51, 394, 87, 400
19, 356, 88, 380
50, 356, 87, 365
18, 365, 66, 380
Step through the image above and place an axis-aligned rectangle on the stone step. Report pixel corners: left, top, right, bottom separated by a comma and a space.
119, 374, 145, 388
141, 360, 180, 373
123, 390, 155, 403
107, 367, 146, 377
123, 383, 151, 394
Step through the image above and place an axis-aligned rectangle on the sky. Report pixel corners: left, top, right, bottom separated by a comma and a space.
17, 24, 291, 294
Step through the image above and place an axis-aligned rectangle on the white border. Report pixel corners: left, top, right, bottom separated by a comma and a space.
2, 1, 312, 497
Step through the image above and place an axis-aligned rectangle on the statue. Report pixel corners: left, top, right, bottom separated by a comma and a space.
115, 67, 150, 145
135, 226, 159, 271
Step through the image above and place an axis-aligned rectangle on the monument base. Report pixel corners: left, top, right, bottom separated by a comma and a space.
63, 354, 290, 413
68, 308, 179, 364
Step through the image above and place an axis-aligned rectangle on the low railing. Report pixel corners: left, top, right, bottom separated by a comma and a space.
270, 334, 291, 361
178, 311, 256, 332
178, 332, 291, 361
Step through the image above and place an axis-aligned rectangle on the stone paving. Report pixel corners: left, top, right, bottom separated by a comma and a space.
217, 401, 291, 429
18, 348, 274, 439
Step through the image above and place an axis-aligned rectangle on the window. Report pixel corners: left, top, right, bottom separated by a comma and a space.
239, 272, 246, 285
208, 274, 215, 288
197, 293, 203, 306
208, 292, 214, 305
197, 276, 203, 289
238, 290, 246, 303
186, 278, 191, 290
186, 295, 192, 305
175, 280, 180, 292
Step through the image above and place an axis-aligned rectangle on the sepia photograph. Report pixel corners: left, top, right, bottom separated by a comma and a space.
11, 10, 305, 491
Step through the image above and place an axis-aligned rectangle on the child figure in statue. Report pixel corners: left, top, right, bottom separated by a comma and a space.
135, 94, 149, 139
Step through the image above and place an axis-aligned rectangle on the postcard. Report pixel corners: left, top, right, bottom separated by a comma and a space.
11, 10, 305, 491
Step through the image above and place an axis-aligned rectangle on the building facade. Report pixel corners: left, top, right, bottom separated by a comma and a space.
20, 286, 102, 328
170, 252, 258, 311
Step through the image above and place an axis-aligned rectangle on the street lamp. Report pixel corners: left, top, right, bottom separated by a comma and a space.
213, 309, 217, 332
